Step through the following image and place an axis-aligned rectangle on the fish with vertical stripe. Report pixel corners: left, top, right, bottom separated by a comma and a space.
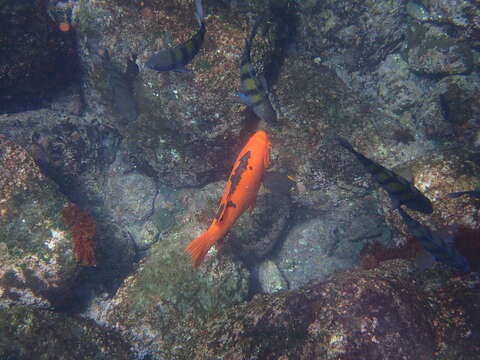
338, 137, 433, 213
398, 208, 469, 272
145, 0, 206, 72
238, 19, 277, 124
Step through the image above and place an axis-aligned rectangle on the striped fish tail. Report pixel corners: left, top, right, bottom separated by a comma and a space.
337, 137, 354, 152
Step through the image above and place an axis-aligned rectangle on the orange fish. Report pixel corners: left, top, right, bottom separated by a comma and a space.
185, 130, 271, 267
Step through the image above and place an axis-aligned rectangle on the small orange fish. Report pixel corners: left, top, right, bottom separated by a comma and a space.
185, 130, 271, 267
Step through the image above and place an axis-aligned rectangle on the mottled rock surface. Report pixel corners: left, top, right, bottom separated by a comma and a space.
299, 0, 406, 69
0, 136, 78, 308
257, 260, 288, 294
0, 0, 479, 358
416, 74, 480, 140
419, 0, 480, 40
194, 260, 480, 360
103, 182, 251, 359
403, 23, 473, 75
228, 189, 291, 262
0, 110, 138, 304
0, 305, 135, 360
276, 198, 391, 289
74, 0, 252, 187
376, 54, 422, 115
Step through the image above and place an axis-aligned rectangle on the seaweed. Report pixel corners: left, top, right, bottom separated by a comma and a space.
61, 204, 96, 266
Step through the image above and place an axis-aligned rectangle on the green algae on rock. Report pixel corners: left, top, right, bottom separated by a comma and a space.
104, 182, 250, 359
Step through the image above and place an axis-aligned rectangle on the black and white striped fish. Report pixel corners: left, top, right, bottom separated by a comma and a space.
338, 137, 433, 214
145, 0, 205, 72
238, 19, 277, 124
398, 208, 470, 272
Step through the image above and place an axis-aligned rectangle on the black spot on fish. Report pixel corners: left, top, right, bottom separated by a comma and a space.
227, 200, 236, 208
229, 151, 251, 196
249, 166, 253, 170
215, 203, 225, 220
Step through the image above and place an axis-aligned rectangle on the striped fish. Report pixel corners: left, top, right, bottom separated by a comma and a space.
447, 187, 480, 199
398, 208, 470, 272
338, 137, 433, 214
238, 19, 277, 124
145, 0, 205, 72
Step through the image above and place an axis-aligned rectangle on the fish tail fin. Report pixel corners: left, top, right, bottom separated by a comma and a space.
185, 225, 222, 267
194, 0, 204, 26
337, 136, 354, 152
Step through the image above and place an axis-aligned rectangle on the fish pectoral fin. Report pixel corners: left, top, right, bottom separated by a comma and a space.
390, 195, 401, 210
264, 148, 270, 169
214, 201, 228, 222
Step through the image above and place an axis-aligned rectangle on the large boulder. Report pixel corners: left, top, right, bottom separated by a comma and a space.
194, 260, 480, 359
0, 136, 81, 308
0, 305, 135, 360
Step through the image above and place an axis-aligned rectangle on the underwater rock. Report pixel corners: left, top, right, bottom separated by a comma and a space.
0, 305, 134, 360
416, 74, 480, 140
299, 0, 406, 70
0, 0, 79, 113
194, 259, 480, 359
0, 136, 80, 308
271, 55, 392, 192
0, 109, 122, 199
420, 0, 480, 40
381, 147, 480, 251
403, 23, 473, 75
103, 182, 250, 359
275, 198, 391, 289
74, 0, 252, 187
409, 149, 480, 228
104, 150, 157, 248
228, 189, 291, 262
376, 54, 422, 115
406, 1, 432, 22
257, 259, 288, 294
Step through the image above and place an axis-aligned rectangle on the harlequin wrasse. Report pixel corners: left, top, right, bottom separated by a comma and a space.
185, 130, 271, 267
338, 137, 433, 214
398, 207, 470, 272
238, 19, 277, 124
145, 0, 205, 72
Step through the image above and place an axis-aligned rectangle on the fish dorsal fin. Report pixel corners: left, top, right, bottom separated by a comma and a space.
264, 145, 270, 168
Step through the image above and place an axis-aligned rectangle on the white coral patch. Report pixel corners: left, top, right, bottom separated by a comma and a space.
46, 229, 66, 250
